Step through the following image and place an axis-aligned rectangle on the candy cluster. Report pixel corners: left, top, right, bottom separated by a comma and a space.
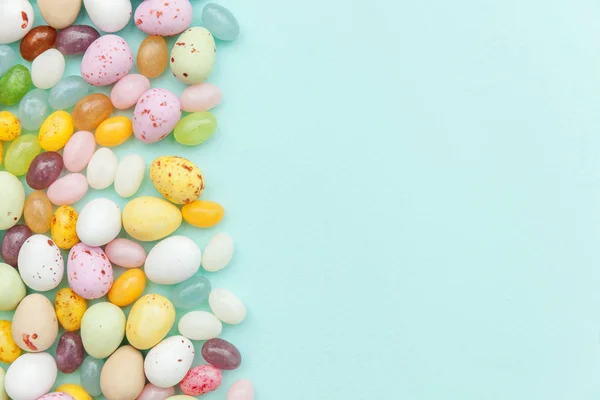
0, 0, 251, 399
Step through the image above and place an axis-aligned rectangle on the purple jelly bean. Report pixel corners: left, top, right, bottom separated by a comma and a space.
56, 331, 85, 373
26, 151, 64, 190
201, 338, 242, 370
1, 225, 32, 268
56, 25, 101, 55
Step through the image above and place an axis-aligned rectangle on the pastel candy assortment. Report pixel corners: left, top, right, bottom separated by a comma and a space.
0, 1, 250, 397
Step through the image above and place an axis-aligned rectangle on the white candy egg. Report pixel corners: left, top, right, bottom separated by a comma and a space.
17, 234, 64, 291
202, 232, 234, 272
178, 311, 222, 341
87, 148, 118, 190
84, 0, 132, 33
0, 0, 34, 45
76, 198, 122, 246
0, 171, 25, 230
144, 336, 194, 388
5, 352, 57, 400
31, 49, 65, 89
145, 236, 201, 285
114, 154, 145, 198
208, 288, 246, 325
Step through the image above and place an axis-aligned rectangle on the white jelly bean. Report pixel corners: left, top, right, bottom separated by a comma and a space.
202, 232, 234, 272
208, 288, 246, 325
114, 154, 145, 198
87, 147, 118, 190
32, 49, 65, 89
178, 311, 222, 341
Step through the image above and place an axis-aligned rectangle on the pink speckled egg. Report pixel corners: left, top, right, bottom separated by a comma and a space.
133, 88, 181, 143
81, 35, 133, 86
134, 0, 193, 36
180, 365, 222, 396
38, 393, 75, 400
67, 243, 114, 300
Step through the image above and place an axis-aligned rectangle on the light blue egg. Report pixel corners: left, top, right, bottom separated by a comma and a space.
18, 89, 50, 132
0, 45, 17, 77
49, 75, 90, 110
171, 275, 212, 309
202, 3, 240, 41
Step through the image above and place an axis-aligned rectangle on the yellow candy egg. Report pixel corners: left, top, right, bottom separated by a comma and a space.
150, 156, 205, 205
55, 288, 87, 331
182, 200, 225, 228
38, 110, 75, 151
122, 196, 182, 242
51, 205, 80, 250
0, 141, 3, 165
0, 111, 21, 141
126, 294, 175, 350
0, 320, 21, 363
95, 116, 133, 147
55, 384, 92, 400
108, 269, 146, 307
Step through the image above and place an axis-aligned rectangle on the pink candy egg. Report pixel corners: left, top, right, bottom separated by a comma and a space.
111, 74, 151, 110
63, 131, 96, 172
133, 88, 181, 143
227, 379, 254, 400
180, 83, 222, 112
81, 35, 133, 86
180, 365, 222, 396
47, 173, 89, 205
134, 0, 193, 36
38, 393, 76, 400
67, 243, 114, 300
105, 238, 147, 268
136, 383, 175, 400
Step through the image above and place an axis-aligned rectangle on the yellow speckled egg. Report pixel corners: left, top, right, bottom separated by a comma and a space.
122, 196, 182, 242
126, 294, 176, 350
38, 110, 74, 151
55, 288, 87, 331
108, 268, 146, 307
55, 384, 92, 400
150, 156, 204, 205
0, 320, 21, 363
0, 111, 21, 141
51, 205, 80, 250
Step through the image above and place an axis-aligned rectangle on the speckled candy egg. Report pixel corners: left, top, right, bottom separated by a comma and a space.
0, 171, 25, 230
134, 0, 192, 36
5, 353, 57, 400
67, 243, 114, 300
179, 365, 222, 396
144, 336, 194, 388
150, 156, 204, 204
17, 234, 64, 291
51, 206, 80, 250
170, 27, 216, 85
11, 294, 58, 352
0, 0, 34, 45
55, 288, 87, 331
133, 89, 181, 143
81, 35, 133, 86
38, 392, 75, 400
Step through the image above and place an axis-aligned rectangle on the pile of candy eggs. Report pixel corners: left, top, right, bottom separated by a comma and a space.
0, 0, 252, 399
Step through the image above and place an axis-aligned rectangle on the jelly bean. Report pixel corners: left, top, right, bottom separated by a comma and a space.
32, 49, 65, 90
39, 110, 75, 151
178, 311, 222, 341
170, 28, 216, 85
95, 116, 133, 147
51, 206, 80, 250
87, 148, 118, 190
0, 0, 34, 45
56, 331, 85, 373
47, 173, 89, 205
55, 288, 87, 331
49, 76, 90, 110
203, 232, 234, 272
63, 130, 95, 173
133, 89, 181, 143
202, 3, 240, 41
85, 0, 132, 33
137, 383, 175, 400
81, 303, 125, 358
182, 200, 224, 228
108, 268, 146, 307
105, 238, 146, 268
122, 197, 182, 242
150, 156, 204, 204
0, 264, 26, 311
23, 191, 53, 234
202, 338, 242, 370
19, 89, 50, 131
0, 65, 32, 105
137, 36, 169, 79
56, 25, 100, 56
72, 93, 113, 131
174, 112, 217, 146
0, 225, 32, 268
81, 35, 133, 86
0, 111, 21, 141
114, 154, 145, 198
126, 294, 176, 350
134, 0, 193, 36
0, 46, 17, 77
4, 134, 42, 176
180, 83, 222, 112
172, 276, 212, 310
179, 365, 222, 396
227, 380, 254, 400
80, 356, 104, 397
209, 288, 247, 324
26, 151, 64, 190
55, 384, 92, 400
38, 0, 82, 29
110, 74, 150, 110
0, 320, 21, 363
20, 26, 57, 62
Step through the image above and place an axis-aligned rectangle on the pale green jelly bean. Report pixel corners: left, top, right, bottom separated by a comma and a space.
0, 65, 32, 106
19, 89, 50, 131
4, 134, 42, 176
174, 112, 217, 146
80, 356, 104, 396
0, 263, 26, 311
0, 46, 17, 77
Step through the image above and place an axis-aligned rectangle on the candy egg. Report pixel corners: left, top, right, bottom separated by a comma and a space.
51, 205, 80, 250
39, 110, 75, 151
170, 27, 216, 85
84, 0, 132, 33
38, 393, 75, 400
55, 288, 87, 331
63, 130, 96, 172
137, 36, 168, 79
49, 76, 90, 110
81, 35, 133, 86
47, 173, 89, 205
172, 276, 211, 310
179, 365, 221, 396
95, 116, 133, 146
203, 232, 234, 272
137, 384, 175, 400
150, 156, 204, 204
4, 134, 41, 176
86, 148, 118, 189
105, 238, 146, 268
144, 336, 194, 388
38, 0, 82, 29
26, 151, 64, 190
182, 200, 224, 228
0, 226, 31, 269
56, 331, 85, 373
0, 370, 7, 400
134, 0, 192, 36
32, 49, 65, 89
67, 243, 114, 299
174, 111, 217, 146
0, 111, 20, 141
72, 93, 113, 131
133, 88, 181, 143
110, 74, 150, 109
0, 171, 25, 230
0, 65, 32, 105
209, 288, 246, 325
18, 234, 64, 291
81, 303, 125, 359
0, 263, 26, 311
11, 294, 58, 352
145, 236, 201, 285
5, 353, 57, 400
107, 268, 146, 307
56, 25, 100, 55
80, 357, 104, 397
23, 191, 53, 234
0, 0, 34, 45
55, 384, 92, 400
177, 310, 222, 341
100, 346, 145, 400
0, 320, 21, 363
202, 338, 241, 370
227, 380, 254, 400
76, 198, 121, 246
126, 294, 176, 350
180, 83, 222, 112
122, 197, 182, 241
18, 88, 50, 131
20, 25, 57, 62
114, 154, 145, 198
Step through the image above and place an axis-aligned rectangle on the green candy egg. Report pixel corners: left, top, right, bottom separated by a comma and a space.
5, 134, 42, 176
0, 263, 26, 311
174, 112, 217, 146
0, 65, 32, 106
